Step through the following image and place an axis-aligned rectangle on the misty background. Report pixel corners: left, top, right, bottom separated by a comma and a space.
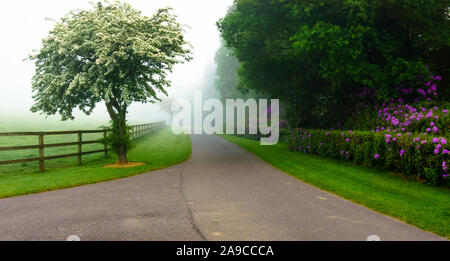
0, 0, 231, 130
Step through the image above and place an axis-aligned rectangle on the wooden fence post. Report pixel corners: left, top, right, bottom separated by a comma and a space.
78, 131, 82, 165
39, 133, 44, 172
104, 130, 108, 158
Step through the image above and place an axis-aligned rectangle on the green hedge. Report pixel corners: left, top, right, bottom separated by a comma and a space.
287, 129, 449, 185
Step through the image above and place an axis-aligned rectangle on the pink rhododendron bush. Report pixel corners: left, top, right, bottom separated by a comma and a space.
287, 74, 449, 185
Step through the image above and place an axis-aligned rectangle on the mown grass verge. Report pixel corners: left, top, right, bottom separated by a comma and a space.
220, 134, 449, 238
0, 128, 191, 199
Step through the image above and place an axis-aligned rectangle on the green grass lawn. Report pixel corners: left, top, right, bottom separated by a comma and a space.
220, 134, 450, 238
0, 128, 191, 199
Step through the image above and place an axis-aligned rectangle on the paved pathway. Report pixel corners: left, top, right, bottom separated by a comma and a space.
0, 135, 444, 240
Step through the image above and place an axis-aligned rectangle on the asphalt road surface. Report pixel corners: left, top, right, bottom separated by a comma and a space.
0, 135, 445, 241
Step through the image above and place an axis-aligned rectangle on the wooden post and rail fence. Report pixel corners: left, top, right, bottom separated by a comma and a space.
0, 121, 166, 172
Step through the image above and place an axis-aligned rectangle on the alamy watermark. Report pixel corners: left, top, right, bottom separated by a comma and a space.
169, 91, 280, 145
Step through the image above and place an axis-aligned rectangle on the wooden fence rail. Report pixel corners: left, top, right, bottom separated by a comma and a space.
0, 121, 166, 171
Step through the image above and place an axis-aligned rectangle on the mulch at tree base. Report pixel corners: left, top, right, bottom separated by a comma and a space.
104, 162, 146, 168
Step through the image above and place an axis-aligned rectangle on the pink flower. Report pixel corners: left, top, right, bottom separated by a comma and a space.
374, 154, 380, 159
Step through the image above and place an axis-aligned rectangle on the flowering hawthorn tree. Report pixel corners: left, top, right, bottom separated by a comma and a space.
28, 1, 192, 164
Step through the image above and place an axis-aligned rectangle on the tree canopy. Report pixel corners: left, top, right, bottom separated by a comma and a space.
218, 0, 449, 128
214, 41, 242, 101
213, 39, 265, 102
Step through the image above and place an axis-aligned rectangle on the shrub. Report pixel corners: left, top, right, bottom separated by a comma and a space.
287, 128, 449, 185
99, 122, 134, 157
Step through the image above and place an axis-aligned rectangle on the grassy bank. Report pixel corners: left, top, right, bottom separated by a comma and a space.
0, 128, 191, 199
220, 134, 449, 238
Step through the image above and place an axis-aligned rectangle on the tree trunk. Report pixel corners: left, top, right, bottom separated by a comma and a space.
117, 143, 128, 164
106, 101, 129, 165
117, 111, 128, 164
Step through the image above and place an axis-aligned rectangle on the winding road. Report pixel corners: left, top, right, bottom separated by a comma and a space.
0, 135, 444, 241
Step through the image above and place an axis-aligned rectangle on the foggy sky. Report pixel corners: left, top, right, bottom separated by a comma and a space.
0, 0, 232, 125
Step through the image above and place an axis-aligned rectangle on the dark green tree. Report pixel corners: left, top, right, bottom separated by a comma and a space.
218, 0, 449, 128
214, 41, 242, 100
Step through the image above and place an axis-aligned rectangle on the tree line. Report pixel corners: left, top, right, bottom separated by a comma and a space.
215, 0, 449, 129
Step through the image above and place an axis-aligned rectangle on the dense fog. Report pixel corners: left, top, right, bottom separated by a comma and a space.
0, 0, 231, 131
